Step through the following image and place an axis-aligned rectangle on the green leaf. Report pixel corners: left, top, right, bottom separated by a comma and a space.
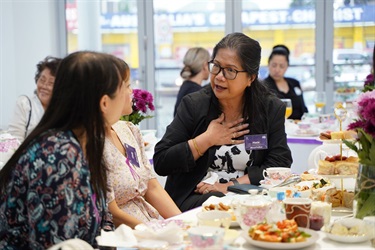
343, 139, 358, 153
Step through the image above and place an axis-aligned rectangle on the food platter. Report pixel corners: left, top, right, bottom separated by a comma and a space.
242, 228, 319, 249
317, 138, 356, 145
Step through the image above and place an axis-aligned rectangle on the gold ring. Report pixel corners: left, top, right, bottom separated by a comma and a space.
204, 189, 209, 194
231, 139, 235, 144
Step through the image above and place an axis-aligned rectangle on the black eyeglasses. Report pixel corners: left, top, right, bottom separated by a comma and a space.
208, 61, 247, 80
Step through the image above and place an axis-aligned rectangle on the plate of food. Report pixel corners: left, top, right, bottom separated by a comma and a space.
242, 220, 318, 249
322, 218, 374, 243
318, 130, 357, 144
294, 179, 335, 198
202, 196, 238, 227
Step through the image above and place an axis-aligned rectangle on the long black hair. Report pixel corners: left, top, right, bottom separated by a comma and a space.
211, 32, 272, 133
0, 51, 129, 201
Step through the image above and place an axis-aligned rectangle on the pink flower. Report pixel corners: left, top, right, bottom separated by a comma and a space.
121, 89, 155, 125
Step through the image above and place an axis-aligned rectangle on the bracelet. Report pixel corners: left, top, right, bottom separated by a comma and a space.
192, 138, 203, 157
230, 178, 239, 185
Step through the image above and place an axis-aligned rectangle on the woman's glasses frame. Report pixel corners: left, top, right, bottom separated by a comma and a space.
208, 61, 247, 80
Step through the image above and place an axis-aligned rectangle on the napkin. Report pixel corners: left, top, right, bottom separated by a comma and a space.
134, 220, 184, 244
201, 172, 219, 185
96, 224, 138, 248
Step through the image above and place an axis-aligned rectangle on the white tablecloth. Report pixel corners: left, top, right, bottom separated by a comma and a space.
168, 207, 374, 249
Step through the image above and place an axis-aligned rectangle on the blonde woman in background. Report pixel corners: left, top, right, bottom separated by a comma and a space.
174, 47, 210, 116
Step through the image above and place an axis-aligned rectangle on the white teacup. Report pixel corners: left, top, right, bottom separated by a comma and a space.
262, 167, 291, 184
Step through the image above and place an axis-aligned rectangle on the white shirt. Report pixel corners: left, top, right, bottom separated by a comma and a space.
8, 93, 44, 142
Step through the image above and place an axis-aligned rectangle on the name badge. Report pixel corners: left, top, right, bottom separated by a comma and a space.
124, 143, 140, 168
244, 134, 268, 150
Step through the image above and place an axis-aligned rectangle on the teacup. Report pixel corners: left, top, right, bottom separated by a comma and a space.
283, 198, 312, 228
196, 210, 231, 230
187, 226, 225, 249
262, 167, 292, 184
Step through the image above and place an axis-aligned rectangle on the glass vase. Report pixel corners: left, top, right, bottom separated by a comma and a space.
353, 164, 375, 219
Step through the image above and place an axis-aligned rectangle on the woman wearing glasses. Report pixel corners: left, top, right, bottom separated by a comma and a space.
154, 33, 292, 211
8, 56, 62, 142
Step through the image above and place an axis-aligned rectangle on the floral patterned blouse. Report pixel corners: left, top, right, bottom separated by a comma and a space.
0, 130, 114, 250
105, 121, 159, 223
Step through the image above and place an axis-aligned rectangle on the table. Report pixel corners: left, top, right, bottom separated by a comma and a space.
169, 207, 374, 249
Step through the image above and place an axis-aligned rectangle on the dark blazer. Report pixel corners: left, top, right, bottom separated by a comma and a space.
263, 76, 308, 120
174, 80, 202, 116
153, 86, 292, 208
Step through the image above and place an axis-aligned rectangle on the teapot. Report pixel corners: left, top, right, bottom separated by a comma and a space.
232, 190, 272, 232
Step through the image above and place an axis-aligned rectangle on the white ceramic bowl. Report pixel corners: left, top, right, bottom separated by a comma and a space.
196, 210, 232, 230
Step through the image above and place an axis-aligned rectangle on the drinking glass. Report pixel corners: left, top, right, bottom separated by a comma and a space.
314, 92, 326, 114
281, 99, 293, 119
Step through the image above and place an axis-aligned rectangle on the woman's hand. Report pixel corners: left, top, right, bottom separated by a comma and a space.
204, 113, 250, 146
195, 181, 230, 194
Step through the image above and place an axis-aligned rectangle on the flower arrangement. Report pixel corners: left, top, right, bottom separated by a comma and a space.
344, 83, 375, 166
121, 89, 155, 125
343, 76, 375, 219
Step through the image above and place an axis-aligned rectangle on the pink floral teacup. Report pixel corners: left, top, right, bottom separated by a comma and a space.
262, 167, 292, 184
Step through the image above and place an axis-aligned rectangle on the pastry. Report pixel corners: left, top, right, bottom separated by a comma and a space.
329, 130, 357, 140
317, 160, 335, 175
318, 155, 359, 175
330, 131, 344, 140
343, 191, 354, 208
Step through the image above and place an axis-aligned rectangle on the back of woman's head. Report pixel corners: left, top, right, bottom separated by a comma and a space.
34, 56, 62, 83
268, 44, 290, 64
0, 51, 129, 196
41, 51, 125, 131
180, 47, 210, 79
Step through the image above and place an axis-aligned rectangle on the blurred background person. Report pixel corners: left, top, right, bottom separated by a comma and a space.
8, 56, 61, 142
174, 47, 210, 116
263, 45, 308, 120
0, 51, 128, 249
104, 64, 181, 229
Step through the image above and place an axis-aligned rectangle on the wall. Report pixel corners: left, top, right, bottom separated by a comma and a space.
0, 0, 62, 129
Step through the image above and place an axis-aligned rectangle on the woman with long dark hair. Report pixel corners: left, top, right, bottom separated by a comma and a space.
0, 51, 129, 249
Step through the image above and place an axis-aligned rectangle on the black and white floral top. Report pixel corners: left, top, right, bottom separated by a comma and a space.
209, 144, 252, 183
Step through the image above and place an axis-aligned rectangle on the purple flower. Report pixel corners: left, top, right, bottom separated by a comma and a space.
364, 73, 374, 86
122, 88, 155, 125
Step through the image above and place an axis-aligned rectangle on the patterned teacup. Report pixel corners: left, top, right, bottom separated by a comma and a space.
262, 167, 292, 184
